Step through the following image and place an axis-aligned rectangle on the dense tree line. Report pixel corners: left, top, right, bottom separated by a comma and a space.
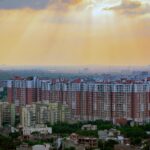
48, 120, 150, 148
48, 120, 113, 137
0, 134, 21, 150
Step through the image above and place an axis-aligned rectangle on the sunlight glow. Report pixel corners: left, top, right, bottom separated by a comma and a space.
85, 0, 120, 16
0, 0, 149, 65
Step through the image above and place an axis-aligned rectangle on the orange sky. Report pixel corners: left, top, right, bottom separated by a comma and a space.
0, 0, 149, 66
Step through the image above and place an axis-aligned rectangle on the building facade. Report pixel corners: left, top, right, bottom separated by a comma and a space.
0, 102, 15, 127
21, 101, 71, 127
7, 77, 150, 124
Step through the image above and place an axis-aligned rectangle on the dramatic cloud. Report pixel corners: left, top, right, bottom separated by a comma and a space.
105, 0, 150, 16
0, 0, 149, 66
0, 0, 49, 9
0, 0, 83, 9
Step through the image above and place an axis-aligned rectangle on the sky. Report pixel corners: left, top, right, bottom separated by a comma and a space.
0, 0, 149, 66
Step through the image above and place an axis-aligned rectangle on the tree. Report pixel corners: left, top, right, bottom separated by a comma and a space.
9, 132, 21, 139
142, 141, 150, 150
64, 147, 75, 150
104, 140, 118, 150
131, 137, 142, 146
0, 134, 21, 150
76, 130, 98, 137
98, 139, 118, 150
120, 126, 147, 138
98, 140, 105, 150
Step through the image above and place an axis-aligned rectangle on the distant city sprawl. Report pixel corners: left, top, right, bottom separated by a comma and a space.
1, 74, 150, 149
6, 76, 150, 125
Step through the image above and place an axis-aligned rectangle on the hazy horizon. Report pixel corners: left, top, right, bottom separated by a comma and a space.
1, 64, 150, 73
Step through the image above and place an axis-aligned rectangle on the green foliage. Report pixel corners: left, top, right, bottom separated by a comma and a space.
130, 137, 142, 146
104, 140, 118, 150
49, 137, 54, 143
142, 141, 150, 150
49, 120, 113, 136
64, 147, 75, 150
119, 126, 147, 138
26, 140, 45, 146
93, 120, 113, 130
76, 130, 98, 137
51, 122, 83, 135
25, 137, 54, 146
98, 139, 118, 150
9, 132, 21, 139
117, 124, 150, 146
142, 124, 150, 131
0, 134, 21, 150
98, 140, 105, 150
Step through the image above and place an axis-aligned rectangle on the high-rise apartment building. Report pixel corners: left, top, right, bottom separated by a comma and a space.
21, 104, 36, 127
0, 105, 2, 127
21, 101, 71, 127
0, 102, 15, 127
7, 77, 150, 124
7, 76, 38, 106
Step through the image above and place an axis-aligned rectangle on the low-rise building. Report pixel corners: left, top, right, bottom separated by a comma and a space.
32, 144, 50, 150
70, 133, 79, 143
78, 137, 98, 149
98, 128, 125, 144
98, 130, 108, 141
69, 133, 98, 149
22, 124, 52, 136
16, 143, 32, 150
114, 144, 140, 150
81, 124, 97, 131
63, 140, 85, 150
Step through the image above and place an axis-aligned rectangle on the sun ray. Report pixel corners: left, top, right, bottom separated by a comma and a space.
0, 0, 149, 65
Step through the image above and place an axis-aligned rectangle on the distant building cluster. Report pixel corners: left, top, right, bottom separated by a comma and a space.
21, 101, 70, 127
6, 76, 150, 124
0, 102, 15, 127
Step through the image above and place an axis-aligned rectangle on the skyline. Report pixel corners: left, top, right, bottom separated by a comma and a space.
0, 0, 150, 66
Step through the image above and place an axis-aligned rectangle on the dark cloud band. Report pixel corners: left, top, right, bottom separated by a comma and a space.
0, 0, 82, 9
105, 0, 150, 16
0, 0, 51, 9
